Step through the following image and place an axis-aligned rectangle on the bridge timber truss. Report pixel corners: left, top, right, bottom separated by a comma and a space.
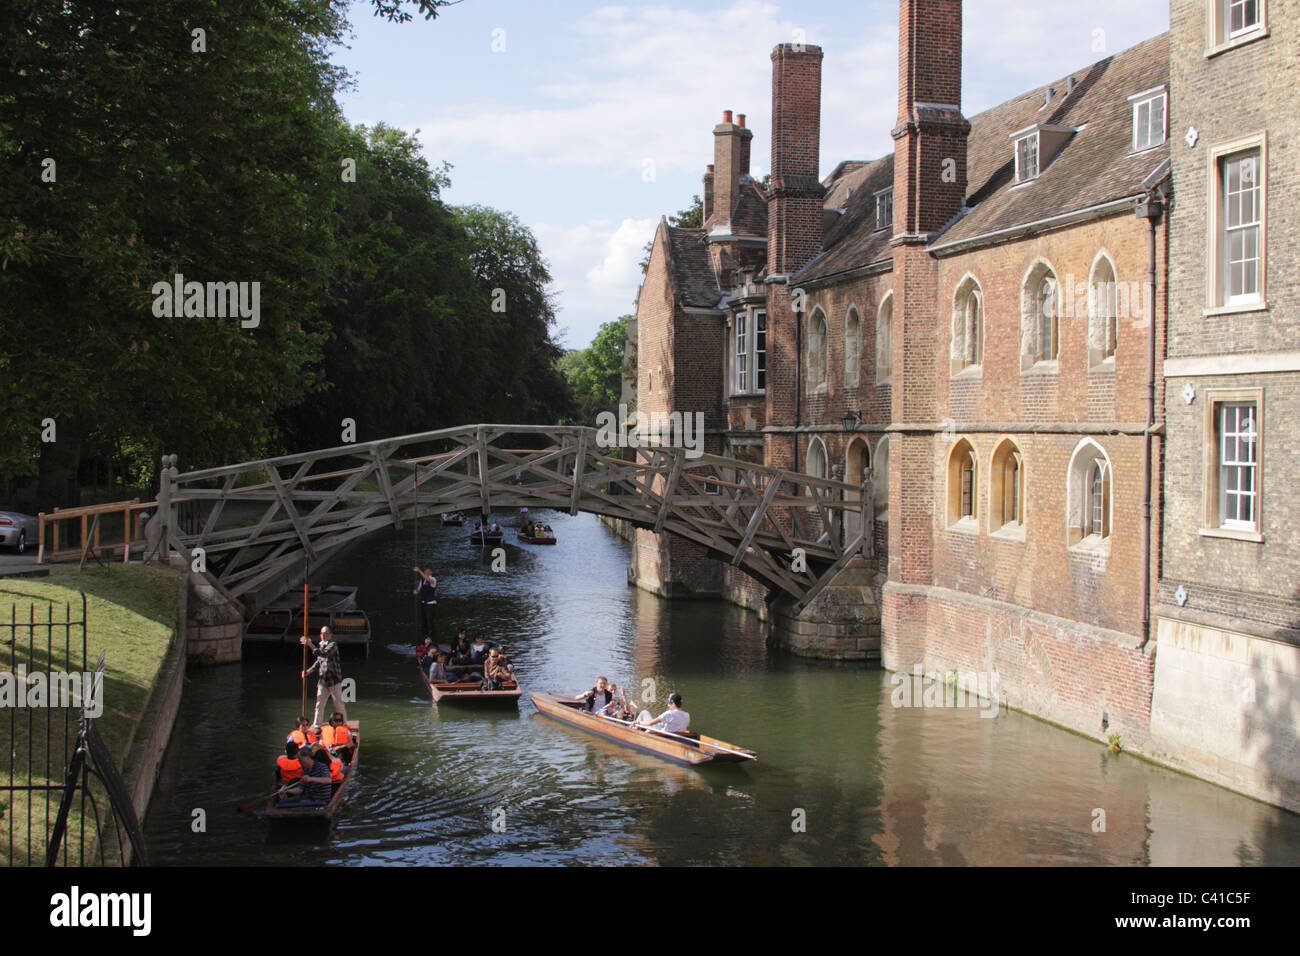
156, 425, 871, 613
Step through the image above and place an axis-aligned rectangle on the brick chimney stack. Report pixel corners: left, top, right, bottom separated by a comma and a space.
892, 0, 969, 238
767, 43, 824, 275
703, 164, 715, 222
711, 110, 753, 230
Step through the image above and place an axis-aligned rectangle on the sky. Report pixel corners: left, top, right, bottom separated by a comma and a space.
331, 0, 1170, 351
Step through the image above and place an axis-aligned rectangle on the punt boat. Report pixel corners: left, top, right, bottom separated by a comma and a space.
469, 528, 505, 546
530, 692, 757, 766
517, 528, 556, 545
441, 512, 466, 526
422, 661, 522, 705
265, 721, 360, 825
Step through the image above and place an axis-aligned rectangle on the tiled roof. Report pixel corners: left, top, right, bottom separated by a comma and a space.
938, 32, 1170, 247
730, 178, 768, 237
797, 31, 1169, 282
665, 225, 721, 309
799, 155, 894, 283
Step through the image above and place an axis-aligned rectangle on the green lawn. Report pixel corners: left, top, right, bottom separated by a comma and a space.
0, 564, 180, 866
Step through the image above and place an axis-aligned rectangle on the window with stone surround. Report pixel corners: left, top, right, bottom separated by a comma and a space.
875, 188, 893, 231
1210, 0, 1265, 47
1209, 142, 1265, 309
951, 275, 983, 375
1020, 260, 1060, 369
990, 439, 1024, 535
876, 293, 893, 383
1202, 389, 1263, 540
844, 306, 861, 389
945, 438, 979, 530
730, 307, 767, 395
806, 436, 828, 481
1088, 253, 1118, 367
1014, 132, 1039, 182
1067, 439, 1111, 549
807, 307, 828, 392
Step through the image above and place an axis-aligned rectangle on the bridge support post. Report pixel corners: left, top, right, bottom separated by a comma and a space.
768, 555, 882, 661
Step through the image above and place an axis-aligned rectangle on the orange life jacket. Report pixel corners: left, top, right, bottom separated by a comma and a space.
287, 728, 317, 746
276, 755, 302, 782
321, 724, 351, 748
329, 757, 344, 782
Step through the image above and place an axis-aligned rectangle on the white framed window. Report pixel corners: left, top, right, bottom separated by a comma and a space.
1130, 88, 1167, 152
875, 188, 893, 231
1206, 135, 1266, 311
1209, 0, 1267, 51
1015, 133, 1039, 182
730, 308, 767, 395
1228, 0, 1261, 37
1223, 151, 1261, 303
1201, 389, 1263, 540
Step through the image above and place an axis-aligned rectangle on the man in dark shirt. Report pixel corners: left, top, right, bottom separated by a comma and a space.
301, 625, 346, 732
412, 565, 438, 639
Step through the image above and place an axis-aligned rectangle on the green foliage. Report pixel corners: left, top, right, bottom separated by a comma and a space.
561, 316, 631, 426
639, 194, 703, 275
1107, 733, 1123, 755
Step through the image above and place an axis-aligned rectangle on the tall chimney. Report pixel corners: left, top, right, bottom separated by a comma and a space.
711, 110, 753, 230
703, 164, 715, 222
892, 0, 969, 237
768, 44, 824, 275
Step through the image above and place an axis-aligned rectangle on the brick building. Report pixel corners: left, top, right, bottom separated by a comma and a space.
631, 0, 1295, 808
1150, 0, 1299, 811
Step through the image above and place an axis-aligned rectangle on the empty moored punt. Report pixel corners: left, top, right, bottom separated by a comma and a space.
244, 610, 292, 644
265, 721, 360, 824
425, 664, 522, 706
265, 585, 358, 613
530, 693, 756, 766
330, 611, 371, 648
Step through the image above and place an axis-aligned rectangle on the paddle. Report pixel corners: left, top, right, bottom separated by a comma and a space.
237, 782, 297, 815
597, 711, 756, 760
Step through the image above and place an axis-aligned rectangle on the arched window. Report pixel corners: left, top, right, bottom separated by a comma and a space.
945, 438, 979, 528
806, 436, 828, 480
844, 307, 861, 388
1067, 439, 1112, 548
873, 435, 890, 524
1020, 261, 1060, 369
807, 308, 828, 391
990, 439, 1025, 533
951, 275, 983, 373
845, 437, 870, 540
1088, 254, 1118, 367
876, 293, 893, 382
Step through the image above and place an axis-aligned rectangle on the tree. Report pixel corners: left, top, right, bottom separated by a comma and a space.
561, 316, 631, 426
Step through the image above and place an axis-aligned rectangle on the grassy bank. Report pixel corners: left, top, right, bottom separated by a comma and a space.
0, 564, 180, 866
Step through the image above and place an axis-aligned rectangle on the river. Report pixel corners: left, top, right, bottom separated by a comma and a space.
143, 512, 1300, 865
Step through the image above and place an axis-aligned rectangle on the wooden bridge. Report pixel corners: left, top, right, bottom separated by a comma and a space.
140, 424, 871, 612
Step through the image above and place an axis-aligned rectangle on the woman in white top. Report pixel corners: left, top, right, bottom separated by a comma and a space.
641, 693, 690, 734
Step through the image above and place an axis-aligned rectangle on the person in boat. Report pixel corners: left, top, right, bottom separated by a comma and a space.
283, 745, 332, 805
599, 682, 631, 719
412, 565, 438, 640
312, 743, 346, 784
287, 716, 318, 748
576, 676, 614, 713
276, 741, 302, 787
640, 693, 690, 734
483, 647, 514, 690
301, 625, 347, 732
320, 712, 353, 762
428, 652, 455, 684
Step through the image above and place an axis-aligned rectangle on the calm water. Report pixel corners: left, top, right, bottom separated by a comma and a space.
144, 512, 1300, 865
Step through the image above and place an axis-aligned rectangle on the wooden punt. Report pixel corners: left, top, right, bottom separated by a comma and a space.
469, 529, 505, 545
530, 693, 756, 766
265, 585, 358, 613
442, 512, 466, 526
517, 530, 557, 545
265, 721, 360, 824
243, 610, 292, 644
424, 664, 522, 705
329, 610, 371, 648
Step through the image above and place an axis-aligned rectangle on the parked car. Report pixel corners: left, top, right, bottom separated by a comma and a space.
0, 511, 38, 554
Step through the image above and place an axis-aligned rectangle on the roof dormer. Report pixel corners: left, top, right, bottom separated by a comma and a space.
1009, 124, 1077, 183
